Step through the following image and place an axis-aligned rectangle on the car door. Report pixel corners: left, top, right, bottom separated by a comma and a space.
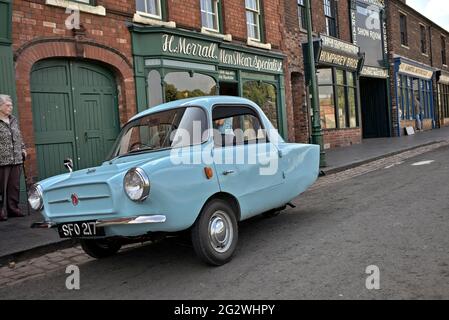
212, 105, 284, 219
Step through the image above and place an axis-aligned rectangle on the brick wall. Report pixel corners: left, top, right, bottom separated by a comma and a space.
431, 29, 449, 71
282, 0, 361, 147
386, 0, 449, 135
167, 0, 282, 47
323, 128, 362, 149
387, 1, 432, 66
12, 0, 137, 181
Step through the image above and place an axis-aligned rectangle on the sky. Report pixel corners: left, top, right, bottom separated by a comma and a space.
407, 0, 449, 31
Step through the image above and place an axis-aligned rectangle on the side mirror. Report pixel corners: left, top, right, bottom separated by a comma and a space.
64, 158, 74, 173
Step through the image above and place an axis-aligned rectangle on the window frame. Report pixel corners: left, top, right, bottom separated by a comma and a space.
442, 35, 447, 66
108, 106, 210, 160
136, 0, 164, 20
317, 67, 359, 130
200, 0, 222, 33
400, 13, 408, 47
245, 0, 263, 42
420, 24, 427, 54
212, 104, 268, 148
440, 84, 449, 118
398, 75, 434, 121
324, 0, 338, 38
297, 0, 307, 30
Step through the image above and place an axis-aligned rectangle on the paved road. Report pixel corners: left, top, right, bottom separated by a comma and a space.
1, 146, 449, 300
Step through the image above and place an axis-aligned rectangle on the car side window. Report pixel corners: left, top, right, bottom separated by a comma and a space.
213, 106, 267, 148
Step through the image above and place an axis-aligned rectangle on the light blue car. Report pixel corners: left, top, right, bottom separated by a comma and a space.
30, 96, 319, 265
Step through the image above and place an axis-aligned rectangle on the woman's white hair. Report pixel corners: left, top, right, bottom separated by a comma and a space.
0, 94, 12, 106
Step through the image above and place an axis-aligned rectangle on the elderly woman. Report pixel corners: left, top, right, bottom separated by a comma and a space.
0, 94, 27, 221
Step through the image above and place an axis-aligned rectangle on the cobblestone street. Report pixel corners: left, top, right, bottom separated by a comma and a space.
1, 141, 448, 292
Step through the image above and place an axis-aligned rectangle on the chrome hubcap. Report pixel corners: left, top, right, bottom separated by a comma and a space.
208, 210, 233, 253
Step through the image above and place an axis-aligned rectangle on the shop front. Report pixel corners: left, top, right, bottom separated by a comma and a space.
351, 0, 391, 139
129, 26, 287, 138
436, 71, 449, 127
394, 57, 435, 135
304, 34, 364, 149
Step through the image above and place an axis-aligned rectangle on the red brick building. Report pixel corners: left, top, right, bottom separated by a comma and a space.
7, 0, 449, 184
12, 0, 136, 182
282, 0, 390, 150
386, 0, 449, 136
10, 0, 286, 182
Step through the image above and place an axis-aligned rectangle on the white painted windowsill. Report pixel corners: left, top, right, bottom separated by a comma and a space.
201, 28, 232, 42
45, 0, 106, 16
247, 38, 272, 50
133, 14, 176, 28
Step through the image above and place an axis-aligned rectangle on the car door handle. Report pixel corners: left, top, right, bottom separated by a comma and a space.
222, 170, 235, 176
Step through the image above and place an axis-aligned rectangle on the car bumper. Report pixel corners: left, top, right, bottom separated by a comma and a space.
31, 215, 167, 229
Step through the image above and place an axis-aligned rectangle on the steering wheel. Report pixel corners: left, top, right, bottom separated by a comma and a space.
129, 142, 153, 152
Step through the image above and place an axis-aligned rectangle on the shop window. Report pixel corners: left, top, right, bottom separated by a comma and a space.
324, 0, 338, 38
441, 84, 449, 118
136, 0, 163, 20
348, 87, 357, 128
398, 75, 409, 120
297, 0, 307, 30
317, 69, 336, 129
318, 86, 336, 130
397, 77, 402, 119
201, 0, 221, 32
245, 0, 262, 41
337, 86, 346, 128
400, 13, 408, 46
164, 72, 217, 103
148, 70, 163, 108
398, 75, 433, 122
242, 81, 278, 128
318, 68, 358, 130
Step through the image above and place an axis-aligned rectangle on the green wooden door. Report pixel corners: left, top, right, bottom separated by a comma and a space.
31, 60, 119, 180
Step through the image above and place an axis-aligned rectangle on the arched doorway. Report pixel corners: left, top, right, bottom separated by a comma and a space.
31, 59, 120, 180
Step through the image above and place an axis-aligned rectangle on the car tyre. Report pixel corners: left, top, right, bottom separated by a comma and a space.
191, 199, 238, 266
80, 238, 122, 259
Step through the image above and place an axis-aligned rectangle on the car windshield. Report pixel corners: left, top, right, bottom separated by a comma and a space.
108, 107, 208, 159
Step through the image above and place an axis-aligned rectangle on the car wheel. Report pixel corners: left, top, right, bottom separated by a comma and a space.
80, 238, 122, 259
191, 199, 238, 266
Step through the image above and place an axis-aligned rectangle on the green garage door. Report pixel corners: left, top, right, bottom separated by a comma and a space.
31, 60, 120, 180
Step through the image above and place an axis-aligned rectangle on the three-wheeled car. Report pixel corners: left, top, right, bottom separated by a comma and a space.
30, 96, 319, 265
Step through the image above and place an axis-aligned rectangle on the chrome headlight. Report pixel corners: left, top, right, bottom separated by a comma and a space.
28, 184, 44, 211
124, 168, 150, 202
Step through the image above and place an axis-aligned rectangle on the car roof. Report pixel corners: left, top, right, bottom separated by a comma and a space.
129, 96, 259, 122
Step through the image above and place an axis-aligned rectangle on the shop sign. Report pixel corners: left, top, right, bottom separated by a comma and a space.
399, 62, 434, 79
219, 70, 237, 81
351, 0, 386, 68
160, 34, 283, 74
162, 34, 218, 60
219, 49, 283, 73
321, 35, 359, 56
356, 0, 385, 8
361, 66, 388, 78
439, 74, 449, 84
316, 35, 361, 71
318, 50, 359, 69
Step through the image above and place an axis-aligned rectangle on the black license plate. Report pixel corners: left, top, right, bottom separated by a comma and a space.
58, 221, 105, 238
